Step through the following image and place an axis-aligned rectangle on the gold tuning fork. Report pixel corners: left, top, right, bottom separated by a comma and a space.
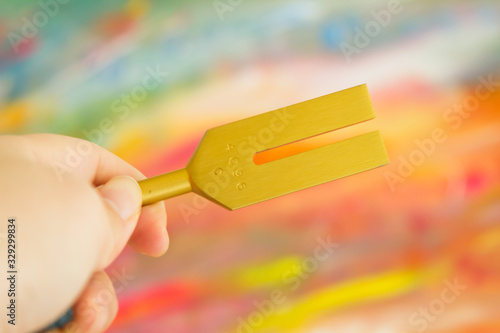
138, 84, 389, 210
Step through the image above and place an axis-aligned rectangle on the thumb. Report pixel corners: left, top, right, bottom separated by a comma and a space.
97, 175, 142, 268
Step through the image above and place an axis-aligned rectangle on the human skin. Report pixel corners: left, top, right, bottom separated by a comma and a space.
0, 134, 169, 333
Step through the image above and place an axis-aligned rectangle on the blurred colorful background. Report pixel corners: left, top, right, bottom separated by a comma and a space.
1, 0, 500, 332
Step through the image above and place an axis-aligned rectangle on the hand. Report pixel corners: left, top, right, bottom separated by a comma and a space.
0, 134, 169, 333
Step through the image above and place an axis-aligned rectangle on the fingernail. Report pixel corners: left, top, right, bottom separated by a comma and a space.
93, 304, 110, 332
99, 176, 142, 221
163, 228, 170, 250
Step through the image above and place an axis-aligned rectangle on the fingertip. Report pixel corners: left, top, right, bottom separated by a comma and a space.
129, 227, 169, 257
145, 227, 170, 258
128, 201, 169, 257
66, 272, 118, 333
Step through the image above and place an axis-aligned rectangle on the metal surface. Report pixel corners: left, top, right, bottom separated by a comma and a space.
138, 84, 389, 210
140, 169, 193, 206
